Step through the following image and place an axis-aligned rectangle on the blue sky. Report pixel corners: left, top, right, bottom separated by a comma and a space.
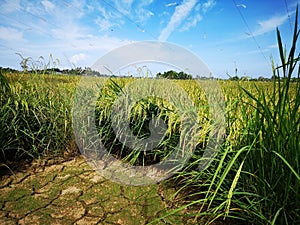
0, 0, 299, 78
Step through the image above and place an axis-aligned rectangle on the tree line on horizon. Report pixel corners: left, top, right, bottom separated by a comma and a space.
1, 66, 299, 82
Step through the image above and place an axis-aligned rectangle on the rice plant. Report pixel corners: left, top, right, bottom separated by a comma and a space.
152, 6, 299, 225
94, 78, 209, 167
0, 7, 298, 225
0, 70, 15, 160
0, 71, 79, 162
234, 7, 300, 224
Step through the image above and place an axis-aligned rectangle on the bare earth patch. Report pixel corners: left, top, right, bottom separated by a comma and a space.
0, 156, 194, 225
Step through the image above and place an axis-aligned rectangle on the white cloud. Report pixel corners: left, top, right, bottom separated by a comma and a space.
70, 53, 88, 65
96, 4, 111, 19
92, 2, 124, 31
181, 14, 203, 31
0, 26, 23, 41
135, 8, 155, 22
195, 3, 201, 11
51, 25, 86, 41
42, 0, 55, 13
236, 4, 246, 9
246, 48, 269, 55
202, 0, 216, 13
158, 0, 197, 41
92, 0, 154, 29
134, 0, 155, 22
66, 0, 85, 17
95, 17, 115, 31
18, 34, 134, 67
139, 0, 154, 7
148, 11, 155, 16
122, 0, 134, 5
113, 0, 131, 16
69, 35, 133, 52
253, 14, 289, 37
166, 2, 178, 7
268, 44, 278, 49
159, 0, 216, 40
0, 0, 139, 69
0, 0, 21, 13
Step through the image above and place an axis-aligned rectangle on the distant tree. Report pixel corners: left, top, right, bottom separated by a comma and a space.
156, 70, 192, 79
258, 76, 266, 81
178, 71, 192, 79
0, 67, 19, 73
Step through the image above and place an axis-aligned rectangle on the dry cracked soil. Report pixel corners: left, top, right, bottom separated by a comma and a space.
0, 156, 198, 225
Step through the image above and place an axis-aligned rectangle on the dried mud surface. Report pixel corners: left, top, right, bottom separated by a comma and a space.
0, 156, 197, 225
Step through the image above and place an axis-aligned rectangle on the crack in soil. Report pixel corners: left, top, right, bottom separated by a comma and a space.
0, 156, 194, 225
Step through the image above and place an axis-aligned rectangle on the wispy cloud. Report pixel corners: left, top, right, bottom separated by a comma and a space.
166, 2, 178, 7
0, 0, 136, 69
253, 14, 289, 37
236, 4, 246, 9
246, 48, 270, 55
158, 0, 197, 41
202, 0, 216, 13
70, 53, 88, 65
113, 0, 132, 16
96, 0, 153, 29
180, 14, 202, 31
41, 0, 55, 13
0, 26, 23, 41
92, 2, 123, 32
159, 0, 216, 40
95, 17, 116, 32
135, 1, 155, 23
268, 44, 278, 49
122, 0, 134, 6
0, 0, 21, 13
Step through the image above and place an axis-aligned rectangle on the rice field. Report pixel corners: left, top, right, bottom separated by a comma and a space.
0, 9, 299, 225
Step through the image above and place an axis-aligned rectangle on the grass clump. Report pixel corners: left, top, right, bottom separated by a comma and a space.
0, 7, 298, 225
94, 78, 209, 166
0, 72, 79, 162
154, 6, 300, 225
235, 8, 300, 224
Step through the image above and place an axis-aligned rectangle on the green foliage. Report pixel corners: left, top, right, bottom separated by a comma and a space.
0, 7, 299, 225
94, 78, 202, 166
0, 71, 14, 159
157, 70, 192, 79
0, 70, 12, 102
154, 6, 300, 225
235, 7, 300, 224
0, 73, 79, 161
